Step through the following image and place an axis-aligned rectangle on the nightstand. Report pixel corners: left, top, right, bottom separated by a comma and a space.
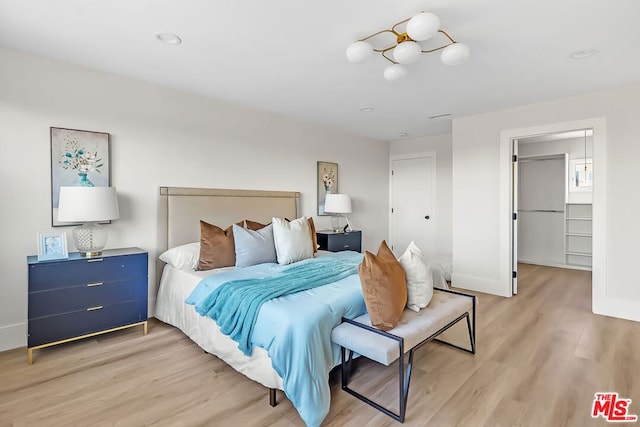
27, 247, 148, 364
316, 230, 362, 253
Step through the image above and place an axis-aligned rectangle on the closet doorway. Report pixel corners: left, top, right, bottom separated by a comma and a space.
512, 129, 593, 294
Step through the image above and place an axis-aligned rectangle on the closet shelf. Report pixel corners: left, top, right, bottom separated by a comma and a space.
565, 217, 592, 221
566, 251, 592, 257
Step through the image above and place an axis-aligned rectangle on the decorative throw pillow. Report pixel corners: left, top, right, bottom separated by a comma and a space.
284, 217, 318, 253
196, 220, 239, 270
272, 217, 314, 265
358, 240, 408, 331
159, 242, 200, 270
233, 223, 277, 267
398, 241, 433, 312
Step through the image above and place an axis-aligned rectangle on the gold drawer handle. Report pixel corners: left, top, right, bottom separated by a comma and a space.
87, 258, 104, 263
86, 282, 104, 287
87, 306, 104, 311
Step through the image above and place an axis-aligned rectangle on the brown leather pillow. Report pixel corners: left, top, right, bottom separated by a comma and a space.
196, 220, 239, 270
307, 217, 318, 254
358, 240, 408, 331
245, 220, 269, 231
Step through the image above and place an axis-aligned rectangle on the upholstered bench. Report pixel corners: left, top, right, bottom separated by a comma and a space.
331, 288, 476, 423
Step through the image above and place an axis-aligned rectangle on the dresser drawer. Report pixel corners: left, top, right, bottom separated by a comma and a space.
29, 253, 148, 292
28, 299, 148, 347
28, 277, 148, 320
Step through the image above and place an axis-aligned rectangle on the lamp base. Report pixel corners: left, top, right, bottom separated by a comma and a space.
72, 222, 108, 256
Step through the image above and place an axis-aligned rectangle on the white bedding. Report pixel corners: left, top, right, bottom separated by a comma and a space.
154, 264, 283, 390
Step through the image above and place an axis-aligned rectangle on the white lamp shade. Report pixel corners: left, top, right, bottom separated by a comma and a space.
407, 12, 440, 41
346, 41, 373, 63
383, 64, 408, 81
393, 41, 422, 64
57, 186, 120, 222
441, 42, 470, 66
324, 194, 352, 214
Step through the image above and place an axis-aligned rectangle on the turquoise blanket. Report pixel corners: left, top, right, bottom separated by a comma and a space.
185, 251, 366, 427
187, 254, 360, 355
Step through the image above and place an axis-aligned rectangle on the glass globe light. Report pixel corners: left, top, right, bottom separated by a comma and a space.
383, 64, 408, 81
393, 41, 422, 64
346, 41, 373, 63
407, 12, 440, 41
441, 42, 471, 66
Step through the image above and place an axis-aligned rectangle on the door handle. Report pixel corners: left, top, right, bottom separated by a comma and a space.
425, 215, 430, 220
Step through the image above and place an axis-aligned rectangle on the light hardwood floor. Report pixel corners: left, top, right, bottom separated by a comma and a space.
1, 264, 638, 426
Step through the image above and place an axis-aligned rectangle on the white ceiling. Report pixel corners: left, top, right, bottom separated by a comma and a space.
1, 0, 639, 141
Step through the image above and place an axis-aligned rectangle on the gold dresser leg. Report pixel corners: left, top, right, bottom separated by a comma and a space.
143, 321, 148, 335
27, 348, 33, 365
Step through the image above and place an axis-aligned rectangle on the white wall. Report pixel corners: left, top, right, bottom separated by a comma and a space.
452, 83, 640, 322
389, 134, 452, 255
0, 48, 390, 351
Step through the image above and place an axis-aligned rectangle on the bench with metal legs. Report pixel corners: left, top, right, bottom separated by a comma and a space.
332, 288, 476, 423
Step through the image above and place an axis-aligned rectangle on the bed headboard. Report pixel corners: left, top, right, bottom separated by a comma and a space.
158, 187, 300, 250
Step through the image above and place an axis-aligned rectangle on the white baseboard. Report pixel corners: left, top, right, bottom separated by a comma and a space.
0, 322, 26, 352
593, 296, 640, 323
451, 273, 510, 297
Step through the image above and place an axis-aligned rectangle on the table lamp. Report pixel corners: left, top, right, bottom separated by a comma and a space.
57, 186, 120, 256
324, 193, 353, 232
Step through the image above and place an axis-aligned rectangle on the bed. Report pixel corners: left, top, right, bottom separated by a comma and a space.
154, 187, 365, 426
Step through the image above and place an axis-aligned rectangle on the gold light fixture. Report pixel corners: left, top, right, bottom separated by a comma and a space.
346, 11, 470, 81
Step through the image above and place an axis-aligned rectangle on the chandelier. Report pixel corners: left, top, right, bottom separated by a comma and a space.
346, 11, 470, 81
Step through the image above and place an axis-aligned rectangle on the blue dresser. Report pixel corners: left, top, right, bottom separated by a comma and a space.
27, 247, 148, 364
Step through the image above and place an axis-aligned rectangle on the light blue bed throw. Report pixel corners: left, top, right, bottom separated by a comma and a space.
186, 251, 367, 427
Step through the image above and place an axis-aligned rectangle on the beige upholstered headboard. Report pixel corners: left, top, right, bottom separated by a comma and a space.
158, 187, 300, 250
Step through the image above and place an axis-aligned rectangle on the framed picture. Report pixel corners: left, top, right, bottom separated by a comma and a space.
51, 127, 110, 226
37, 232, 69, 261
317, 161, 338, 215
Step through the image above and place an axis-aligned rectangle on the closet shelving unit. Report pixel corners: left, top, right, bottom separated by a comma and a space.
565, 203, 592, 270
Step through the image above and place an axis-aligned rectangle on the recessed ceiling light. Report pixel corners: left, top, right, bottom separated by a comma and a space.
359, 107, 374, 112
155, 32, 182, 45
570, 49, 597, 59
398, 132, 408, 137
429, 113, 452, 120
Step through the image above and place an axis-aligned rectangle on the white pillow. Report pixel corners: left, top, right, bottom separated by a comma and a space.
159, 242, 200, 270
398, 241, 433, 312
272, 217, 314, 265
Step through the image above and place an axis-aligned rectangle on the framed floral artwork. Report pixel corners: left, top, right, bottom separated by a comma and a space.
317, 161, 338, 215
50, 127, 110, 226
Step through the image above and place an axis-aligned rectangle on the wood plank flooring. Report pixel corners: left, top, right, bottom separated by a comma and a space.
1, 264, 639, 426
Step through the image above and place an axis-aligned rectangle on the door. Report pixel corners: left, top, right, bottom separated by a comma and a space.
512, 140, 518, 295
390, 155, 435, 257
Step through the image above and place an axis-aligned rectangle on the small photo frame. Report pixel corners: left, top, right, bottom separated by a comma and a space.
37, 232, 69, 261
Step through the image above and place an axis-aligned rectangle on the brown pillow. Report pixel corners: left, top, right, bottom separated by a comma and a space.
358, 240, 407, 331
245, 220, 269, 231
196, 220, 239, 270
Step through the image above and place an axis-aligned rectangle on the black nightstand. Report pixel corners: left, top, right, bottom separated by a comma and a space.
26, 247, 148, 364
316, 230, 362, 253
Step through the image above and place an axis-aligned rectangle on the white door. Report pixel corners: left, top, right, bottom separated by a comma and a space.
390, 155, 435, 257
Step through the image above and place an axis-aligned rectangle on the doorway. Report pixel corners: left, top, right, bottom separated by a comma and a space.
389, 152, 436, 257
512, 131, 594, 294
501, 119, 605, 303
